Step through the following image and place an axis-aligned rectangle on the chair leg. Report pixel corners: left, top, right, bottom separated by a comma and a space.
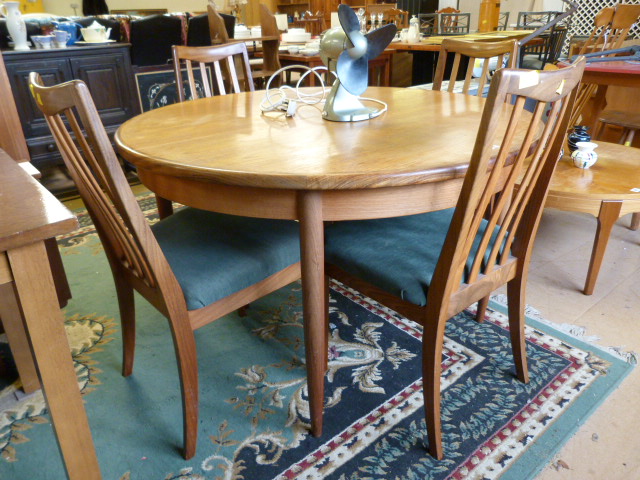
166, 312, 199, 460
475, 296, 490, 323
324, 274, 330, 373
422, 309, 447, 460
114, 277, 136, 377
624, 128, 636, 147
506, 276, 529, 383
630, 212, 640, 231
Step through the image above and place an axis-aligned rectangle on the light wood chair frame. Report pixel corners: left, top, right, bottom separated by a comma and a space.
172, 43, 255, 102
29, 72, 301, 460
433, 38, 519, 97
386, 8, 409, 29
327, 59, 586, 459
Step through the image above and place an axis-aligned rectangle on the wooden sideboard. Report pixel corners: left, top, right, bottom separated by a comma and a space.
2, 44, 140, 193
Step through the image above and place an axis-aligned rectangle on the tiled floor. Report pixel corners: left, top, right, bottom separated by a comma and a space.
518, 208, 640, 479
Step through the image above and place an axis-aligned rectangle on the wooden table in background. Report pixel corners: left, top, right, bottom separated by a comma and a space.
566, 60, 640, 131
276, 49, 394, 86
545, 142, 640, 295
0, 149, 101, 479
388, 30, 530, 85
115, 87, 531, 439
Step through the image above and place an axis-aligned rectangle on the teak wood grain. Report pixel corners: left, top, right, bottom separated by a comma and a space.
327, 61, 586, 459
545, 142, 640, 295
29, 73, 302, 461
0, 150, 100, 479
115, 85, 542, 448
116, 87, 528, 192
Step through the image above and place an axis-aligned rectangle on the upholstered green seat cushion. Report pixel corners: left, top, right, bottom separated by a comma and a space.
151, 208, 300, 310
325, 208, 501, 307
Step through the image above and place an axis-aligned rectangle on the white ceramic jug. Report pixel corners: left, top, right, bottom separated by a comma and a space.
408, 15, 420, 43
571, 141, 598, 169
1, 1, 30, 50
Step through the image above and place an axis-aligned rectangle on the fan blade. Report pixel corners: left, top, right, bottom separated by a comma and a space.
366, 24, 397, 60
338, 4, 361, 47
336, 51, 368, 96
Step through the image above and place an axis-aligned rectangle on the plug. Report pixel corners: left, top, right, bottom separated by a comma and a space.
286, 99, 297, 117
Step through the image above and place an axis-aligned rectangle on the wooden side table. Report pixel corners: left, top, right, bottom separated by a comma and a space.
0, 149, 101, 479
545, 142, 640, 295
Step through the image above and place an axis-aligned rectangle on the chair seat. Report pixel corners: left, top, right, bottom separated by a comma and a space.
521, 54, 545, 70
325, 208, 501, 307
598, 110, 640, 129
152, 208, 300, 309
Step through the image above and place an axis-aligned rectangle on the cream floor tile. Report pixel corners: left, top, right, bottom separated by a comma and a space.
519, 208, 640, 479
534, 270, 640, 480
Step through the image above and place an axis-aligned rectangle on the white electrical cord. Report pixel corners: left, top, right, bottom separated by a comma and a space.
259, 64, 389, 118
260, 65, 333, 116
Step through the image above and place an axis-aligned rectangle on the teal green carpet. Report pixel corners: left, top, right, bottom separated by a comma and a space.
0, 195, 634, 479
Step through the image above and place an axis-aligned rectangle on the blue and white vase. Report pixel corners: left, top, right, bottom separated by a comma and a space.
567, 125, 591, 152
571, 141, 598, 169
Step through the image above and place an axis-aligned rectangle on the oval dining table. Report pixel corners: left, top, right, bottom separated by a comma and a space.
115, 86, 499, 440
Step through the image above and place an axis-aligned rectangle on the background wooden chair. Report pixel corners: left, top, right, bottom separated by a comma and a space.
172, 43, 254, 101
497, 11, 510, 31
386, 8, 409, 29
29, 72, 301, 460
291, 14, 327, 36
439, 12, 470, 35
207, 4, 234, 44
519, 24, 568, 69
324, 59, 585, 459
187, 12, 235, 46
418, 12, 438, 35
432, 38, 518, 96
516, 10, 558, 30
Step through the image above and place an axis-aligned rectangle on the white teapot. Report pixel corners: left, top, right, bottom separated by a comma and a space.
80, 21, 112, 42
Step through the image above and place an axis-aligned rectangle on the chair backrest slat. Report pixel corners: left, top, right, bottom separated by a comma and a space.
429, 59, 585, 296
433, 39, 518, 97
29, 73, 166, 291
173, 43, 254, 102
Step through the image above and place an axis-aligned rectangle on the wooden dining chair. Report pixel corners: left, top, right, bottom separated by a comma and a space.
172, 43, 254, 101
29, 72, 302, 460
439, 12, 471, 35
325, 59, 586, 459
432, 38, 518, 96
386, 8, 409, 29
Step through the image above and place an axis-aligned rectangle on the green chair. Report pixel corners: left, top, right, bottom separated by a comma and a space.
325, 59, 586, 459
29, 73, 301, 460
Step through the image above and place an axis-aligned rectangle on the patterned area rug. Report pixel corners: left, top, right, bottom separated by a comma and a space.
0, 195, 633, 479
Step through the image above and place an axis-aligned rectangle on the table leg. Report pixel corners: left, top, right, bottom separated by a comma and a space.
156, 195, 174, 219
584, 200, 622, 295
588, 84, 608, 134
298, 190, 325, 437
8, 241, 101, 479
0, 282, 40, 393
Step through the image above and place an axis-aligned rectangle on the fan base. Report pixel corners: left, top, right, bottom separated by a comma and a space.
322, 80, 385, 122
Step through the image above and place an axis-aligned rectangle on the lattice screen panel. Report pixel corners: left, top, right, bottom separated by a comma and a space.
561, 0, 640, 55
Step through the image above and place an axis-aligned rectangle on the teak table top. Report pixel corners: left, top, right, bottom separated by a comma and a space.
116, 87, 495, 191
0, 149, 77, 251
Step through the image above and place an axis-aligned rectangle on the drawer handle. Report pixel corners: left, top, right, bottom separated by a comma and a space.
46, 143, 57, 152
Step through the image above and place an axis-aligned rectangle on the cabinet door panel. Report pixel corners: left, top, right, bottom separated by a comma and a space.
70, 52, 137, 127
5, 58, 72, 140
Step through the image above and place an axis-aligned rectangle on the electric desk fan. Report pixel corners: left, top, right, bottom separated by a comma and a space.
319, 4, 397, 122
